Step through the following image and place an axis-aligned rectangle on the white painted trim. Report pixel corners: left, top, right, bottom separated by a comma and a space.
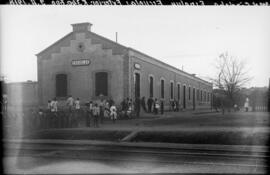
148, 74, 155, 82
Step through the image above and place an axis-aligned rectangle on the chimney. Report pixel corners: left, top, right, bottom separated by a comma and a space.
71, 22, 92, 32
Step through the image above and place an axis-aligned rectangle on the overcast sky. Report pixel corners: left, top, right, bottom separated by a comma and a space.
1, 6, 270, 87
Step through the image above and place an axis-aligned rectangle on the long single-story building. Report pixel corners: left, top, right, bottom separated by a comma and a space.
36, 22, 212, 110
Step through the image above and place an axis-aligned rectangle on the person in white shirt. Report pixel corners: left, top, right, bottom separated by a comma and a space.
50, 97, 58, 128
47, 100, 51, 111
50, 98, 58, 112
92, 103, 100, 128
104, 101, 110, 118
74, 98, 80, 110
87, 101, 93, 127
66, 95, 74, 112
110, 103, 117, 123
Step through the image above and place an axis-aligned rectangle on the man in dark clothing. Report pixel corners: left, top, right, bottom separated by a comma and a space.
160, 100, 164, 114
147, 97, 153, 113
135, 97, 141, 117
141, 97, 147, 112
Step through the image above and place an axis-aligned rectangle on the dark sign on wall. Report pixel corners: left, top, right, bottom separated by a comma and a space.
71, 59, 90, 66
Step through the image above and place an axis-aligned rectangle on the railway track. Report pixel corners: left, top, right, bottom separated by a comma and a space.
4, 140, 268, 169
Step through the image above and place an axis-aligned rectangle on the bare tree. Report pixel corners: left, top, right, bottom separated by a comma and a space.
211, 52, 252, 107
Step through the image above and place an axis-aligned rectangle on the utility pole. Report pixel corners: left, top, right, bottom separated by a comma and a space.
115, 32, 118, 43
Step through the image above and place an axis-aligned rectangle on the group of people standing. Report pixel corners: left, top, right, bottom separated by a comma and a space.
46, 95, 117, 128
44, 95, 182, 129
87, 97, 117, 127
120, 96, 181, 117
141, 97, 164, 115
120, 96, 166, 118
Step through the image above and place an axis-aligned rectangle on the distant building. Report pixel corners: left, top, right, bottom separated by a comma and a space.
36, 22, 212, 110
5, 81, 38, 107
247, 87, 268, 111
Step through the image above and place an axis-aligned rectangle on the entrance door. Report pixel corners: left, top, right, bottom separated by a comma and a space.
183, 85, 186, 109
193, 88, 196, 110
95, 72, 108, 96
135, 73, 140, 98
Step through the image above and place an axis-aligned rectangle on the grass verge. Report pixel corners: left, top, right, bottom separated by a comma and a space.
131, 130, 269, 146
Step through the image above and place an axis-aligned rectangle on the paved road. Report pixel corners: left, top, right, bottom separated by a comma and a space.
3, 140, 268, 174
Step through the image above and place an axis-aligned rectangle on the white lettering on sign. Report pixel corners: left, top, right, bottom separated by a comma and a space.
134, 63, 141, 70
71, 59, 90, 66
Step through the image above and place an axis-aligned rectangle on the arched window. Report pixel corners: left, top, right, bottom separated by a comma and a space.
56, 74, 67, 97
95, 72, 108, 96
149, 76, 154, 98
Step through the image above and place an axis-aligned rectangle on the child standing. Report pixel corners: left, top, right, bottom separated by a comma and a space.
74, 98, 80, 127
110, 103, 117, 123
92, 103, 100, 128
87, 101, 93, 127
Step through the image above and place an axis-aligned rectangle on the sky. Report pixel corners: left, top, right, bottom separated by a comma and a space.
1, 6, 270, 87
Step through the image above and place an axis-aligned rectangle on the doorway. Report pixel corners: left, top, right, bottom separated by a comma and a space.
95, 72, 108, 96
193, 88, 196, 110
135, 73, 140, 98
183, 85, 186, 109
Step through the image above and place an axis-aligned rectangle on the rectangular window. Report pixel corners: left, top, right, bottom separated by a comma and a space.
200, 90, 203, 102
56, 74, 67, 97
170, 82, 174, 99
197, 89, 199, 101
161, 79, 164, 99
149, 76, 154, 98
